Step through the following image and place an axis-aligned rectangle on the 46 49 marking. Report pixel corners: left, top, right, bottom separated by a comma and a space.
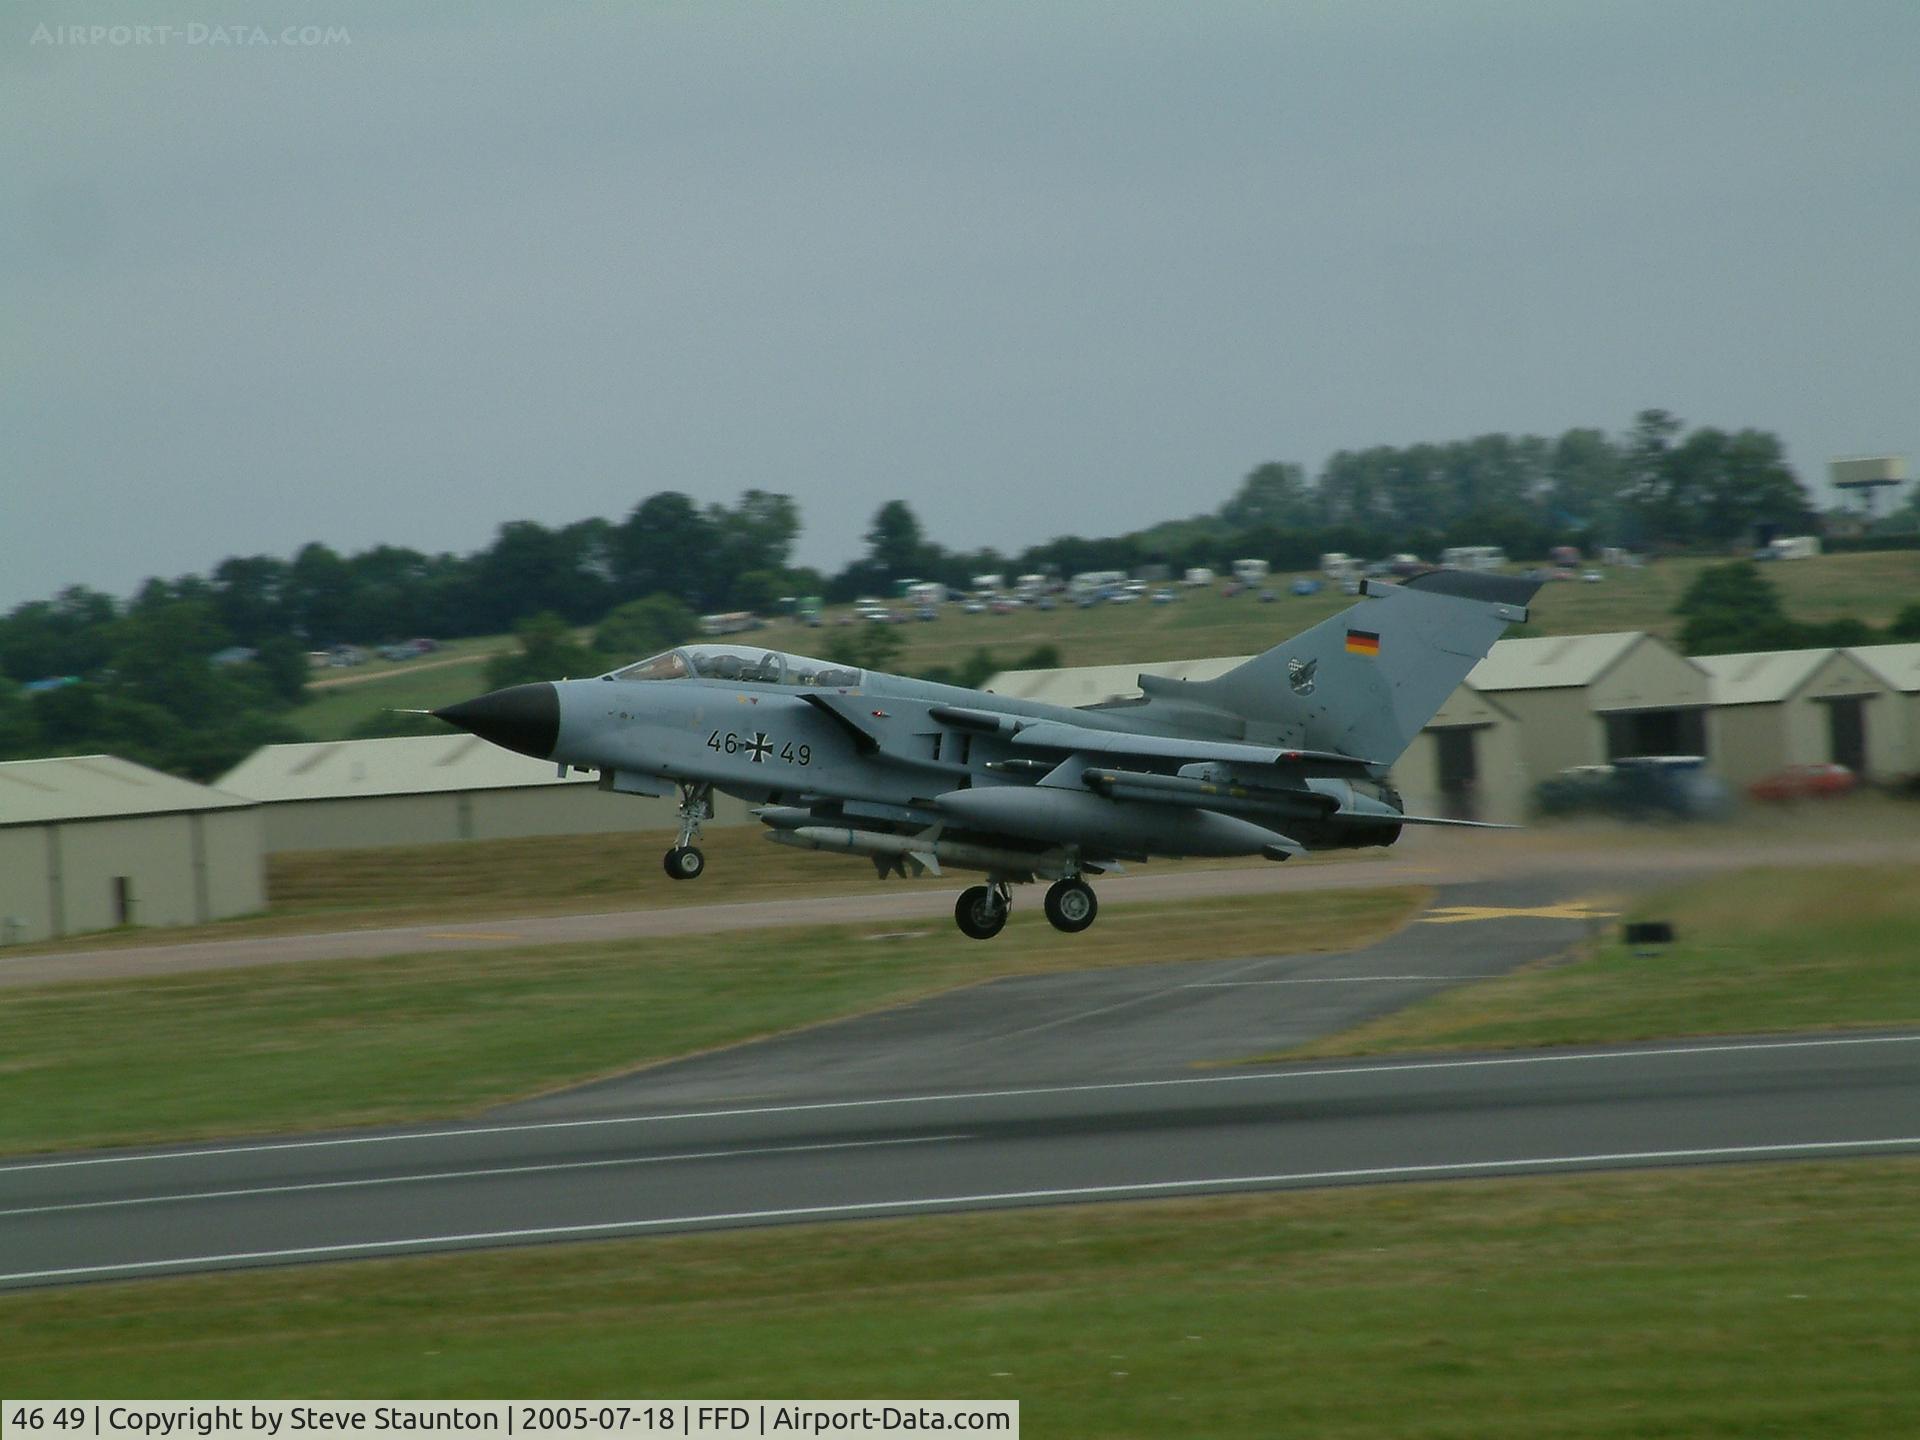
707, 730, 810, 765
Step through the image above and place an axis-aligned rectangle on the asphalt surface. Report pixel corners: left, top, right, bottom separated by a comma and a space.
5, 871, 1918, 1290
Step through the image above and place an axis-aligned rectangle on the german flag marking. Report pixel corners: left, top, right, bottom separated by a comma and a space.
1346, 628, 1381, 656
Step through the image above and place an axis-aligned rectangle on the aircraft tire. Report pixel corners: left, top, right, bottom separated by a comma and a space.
663, 845, 706, 881
1043, 878, 1098, 933
954, 885, 1008, 940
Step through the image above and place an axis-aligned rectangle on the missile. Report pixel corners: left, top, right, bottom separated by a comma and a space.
984, 758, 1054, 776
1080, 766, 1337, 820
764, 825, 1081, 881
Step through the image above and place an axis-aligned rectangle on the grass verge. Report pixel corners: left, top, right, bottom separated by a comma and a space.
1274, 863, 1920, 1060
0, 888, 1424, 1155
3, 1158, 1916, 1438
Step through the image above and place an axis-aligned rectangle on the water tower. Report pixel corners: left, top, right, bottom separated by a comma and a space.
1830, 455, 1908, 520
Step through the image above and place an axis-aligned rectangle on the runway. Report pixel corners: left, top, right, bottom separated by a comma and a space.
4, 873, 1918, 1289
4, 1035, 1917, 1289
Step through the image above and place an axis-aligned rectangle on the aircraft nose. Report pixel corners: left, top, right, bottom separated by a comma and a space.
433, 682, 561, 759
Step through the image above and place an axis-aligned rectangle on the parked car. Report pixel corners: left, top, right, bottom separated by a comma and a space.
1749, 763, 1856, 802
1289, 577, 1322, 596
1534, 756, 1731, 821
376, 638, 437, 661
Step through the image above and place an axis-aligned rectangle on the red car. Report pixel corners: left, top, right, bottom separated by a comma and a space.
1749, 763, 1857, 801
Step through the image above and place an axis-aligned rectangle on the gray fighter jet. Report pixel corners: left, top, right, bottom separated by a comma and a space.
433, 570, 1539, 938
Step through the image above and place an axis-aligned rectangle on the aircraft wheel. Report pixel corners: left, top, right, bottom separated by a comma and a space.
954, 885, 1008, 941
1043, 878, 1098, 933
663, 845, 706, 881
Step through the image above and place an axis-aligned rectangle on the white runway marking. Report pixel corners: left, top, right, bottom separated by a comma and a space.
1184, 975, 1462, 987
3, 1032, 1915, 1177
5, 1135, 1917, 1285
0, 1135, 965, 1219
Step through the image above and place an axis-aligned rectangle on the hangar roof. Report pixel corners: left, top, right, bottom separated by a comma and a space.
1851, 642, 1920, 694
1461, 632, 1646, 692
217, 734, 598, 802
1694, 649, 1840, 706
0, 754, 255, 827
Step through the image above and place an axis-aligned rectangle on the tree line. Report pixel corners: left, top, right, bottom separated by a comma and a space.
0, 409, 1859, 781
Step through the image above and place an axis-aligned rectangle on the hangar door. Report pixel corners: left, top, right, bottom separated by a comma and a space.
1823, 697, 1867, 773
1604, 707, 1708, 761
1434, 727, 1479, 820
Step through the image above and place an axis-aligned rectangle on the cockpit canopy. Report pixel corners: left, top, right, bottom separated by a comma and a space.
605, 645, 861, 689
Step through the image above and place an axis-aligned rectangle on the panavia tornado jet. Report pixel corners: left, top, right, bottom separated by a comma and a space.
433, 570, 1540, 939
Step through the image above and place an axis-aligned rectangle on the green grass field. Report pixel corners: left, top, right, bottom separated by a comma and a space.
290, 654, 500, 739
5, 1159, 1916, 1437
1278, 862, 1920, 1060
283, 550, 1920, 740
0, 888, 1424, 1154
7, 865, 1918, 1428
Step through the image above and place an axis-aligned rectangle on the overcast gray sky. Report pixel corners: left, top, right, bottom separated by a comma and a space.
6, 1, 1917, 610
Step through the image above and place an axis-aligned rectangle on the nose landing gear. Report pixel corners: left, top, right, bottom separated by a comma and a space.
663, 845, 706, 880
663, 782, 713, 882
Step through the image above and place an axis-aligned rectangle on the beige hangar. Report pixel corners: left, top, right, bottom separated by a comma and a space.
0, 754, 264, 944
1850, 643, 1920, 780
1462, 633, 1712, 781
1695, 648, 1897, 787
217, 733, 748, 854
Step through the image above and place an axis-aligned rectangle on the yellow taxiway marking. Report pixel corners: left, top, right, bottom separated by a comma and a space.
422, 931, 523, 942
1419, 902, 1618, 925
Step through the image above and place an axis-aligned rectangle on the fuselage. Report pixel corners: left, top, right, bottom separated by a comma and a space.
434, 568, 1541, 938
437, 643, 1404, 864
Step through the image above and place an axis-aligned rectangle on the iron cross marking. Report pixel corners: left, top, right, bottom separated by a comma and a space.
744, 732, 773, 763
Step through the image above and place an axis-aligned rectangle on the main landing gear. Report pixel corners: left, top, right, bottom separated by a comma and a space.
954, 882, 1012, 940
1042, 877, 1098, 933
952, 876, 1100, 939
663, 782, 713, 882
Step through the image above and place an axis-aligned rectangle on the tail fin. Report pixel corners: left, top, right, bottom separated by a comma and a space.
1168, 570, 1539, 765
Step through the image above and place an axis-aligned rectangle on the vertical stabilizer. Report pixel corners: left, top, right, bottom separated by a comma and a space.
1171, 571, 1540, 765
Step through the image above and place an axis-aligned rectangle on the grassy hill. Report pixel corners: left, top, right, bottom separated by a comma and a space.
285, 550, 1920, 741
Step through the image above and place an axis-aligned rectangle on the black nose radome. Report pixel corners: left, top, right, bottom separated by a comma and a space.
434, 682, 560, 759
